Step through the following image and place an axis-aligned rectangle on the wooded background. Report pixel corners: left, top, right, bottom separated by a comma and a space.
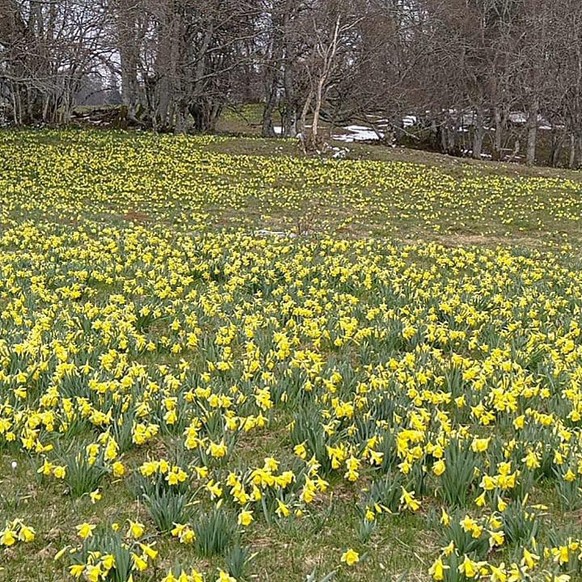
2, 0, 582, 166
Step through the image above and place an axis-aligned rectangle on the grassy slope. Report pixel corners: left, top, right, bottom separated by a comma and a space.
1, 128, 581, 245
0, 130, 581, 582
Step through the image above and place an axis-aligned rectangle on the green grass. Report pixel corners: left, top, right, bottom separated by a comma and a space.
1, 129, 582, 582
0, 129, 581, 247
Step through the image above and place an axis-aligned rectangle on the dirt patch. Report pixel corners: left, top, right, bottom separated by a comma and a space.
123, 210, 150, 223
436, 233, 542, 248
401, 230, 545, 249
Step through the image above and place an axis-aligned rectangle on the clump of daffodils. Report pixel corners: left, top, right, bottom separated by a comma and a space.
0, 519, 35, 547
55, 521, 157, 580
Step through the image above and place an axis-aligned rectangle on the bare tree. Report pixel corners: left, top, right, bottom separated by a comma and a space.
0, 0, 111, 125
2, 0, 582, 168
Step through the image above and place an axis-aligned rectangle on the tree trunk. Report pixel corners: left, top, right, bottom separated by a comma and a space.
447, 118, 456, 154
472, 106, 485, 159
281, 63, 296, 137
118, 5, 140, 120
262, 79, 279, 137
261, 7, 284, 138
310, 76, 326, 148
298, 89, 312, 138
526, 97, 539, 166
577, 135, 582, 168
549, 129, 564, 167
492, 106, 504, 161
437, 121, 447, 153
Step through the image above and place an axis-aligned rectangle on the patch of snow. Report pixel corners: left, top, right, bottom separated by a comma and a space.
334, 125, 383, 142
274, 125, 309, 135
509, 112, 527, 124
461, 149, 492, 159
509, 112, 552, 128
346, 125, 376, 132
402, 115, 418, 128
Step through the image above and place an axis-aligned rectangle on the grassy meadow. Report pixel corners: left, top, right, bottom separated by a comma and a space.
1, 129, 582, 581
